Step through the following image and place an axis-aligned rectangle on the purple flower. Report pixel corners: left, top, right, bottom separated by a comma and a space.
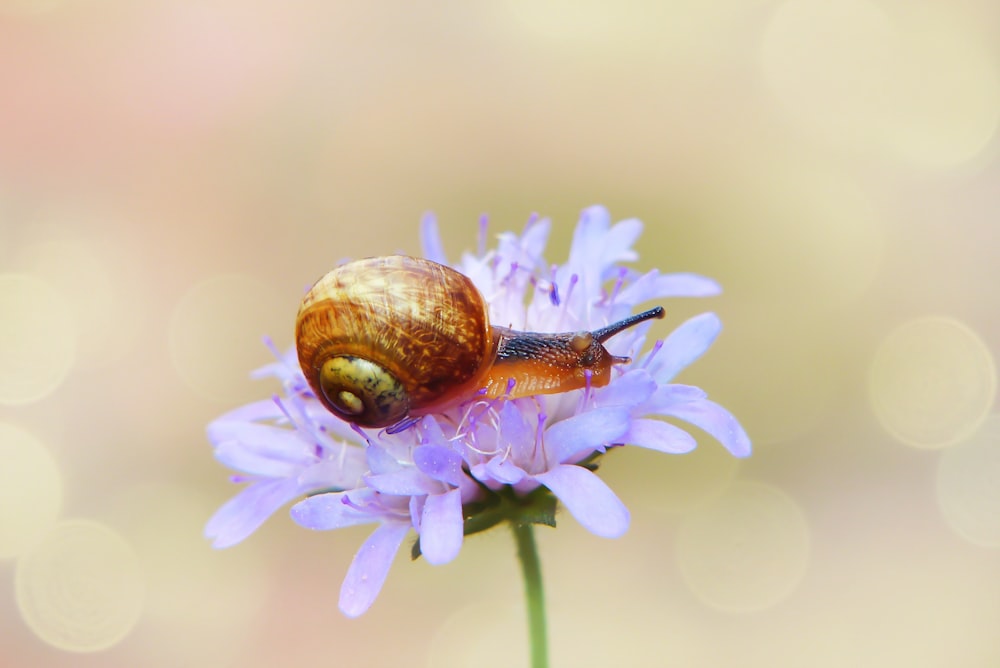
206, 205, 750, 617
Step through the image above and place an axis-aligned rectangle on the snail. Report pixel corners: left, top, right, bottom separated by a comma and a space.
295, 255, 664, 429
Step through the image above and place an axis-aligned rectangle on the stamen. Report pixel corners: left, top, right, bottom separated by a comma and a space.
284, 395, 340, 459
272, 394, 293, 424
478, 214, 489, 257
451, 401, 483, 441
502, 261, 520, 287
608, 267, 628, 306
384, 416, 420, 435
341, 493, 365, 512
641, 339, 665, 368
262, 336, 283, 362
556, 273, 579, 329
452, 400, 503, 456
288, 377, 309, 397
350, 423, 374, 447
495, 413, 508, 462
535, 410, 547, 466
564, 273, 579, 304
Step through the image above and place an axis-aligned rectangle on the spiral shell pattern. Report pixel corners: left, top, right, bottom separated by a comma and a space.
295, 256, 494, 422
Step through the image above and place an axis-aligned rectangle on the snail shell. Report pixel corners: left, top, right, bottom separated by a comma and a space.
296, 256, 663, 429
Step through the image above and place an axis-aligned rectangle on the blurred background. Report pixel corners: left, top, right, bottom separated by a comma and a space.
1, 1, 998, 666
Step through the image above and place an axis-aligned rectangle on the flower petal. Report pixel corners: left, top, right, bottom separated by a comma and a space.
419, 488, 464, 565
592, 369, 657, 408
535, 464, 630, 538
304, 405, 375, 444
211, 398, 285, 424
483, 456, 528, 484
413, 444, 466, 487
366, 443, 403, 475
212, 442, 305, 479
205, 478, 302, 548
654, 272, 722, 297
619, 270, 721, 304
497, 401, 536, 465
497, 216, 550, 272
290, 491, 377, 530
296, 453, 368, 491
365, 469, 437, 495
420, 211, 447, 264
662, 398, 752, 457
626, 418, 697, 453
567, 205, 610, 268
545, 407, 630, 463
600, 218, 642, 270
645, 384, 708, 411
561, 206, 619, 304
339, 522, 410, 618
646, 313, 722, 383
208, 421, 314, 461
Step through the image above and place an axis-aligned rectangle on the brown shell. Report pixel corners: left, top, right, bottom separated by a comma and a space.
295, 256, 495, 420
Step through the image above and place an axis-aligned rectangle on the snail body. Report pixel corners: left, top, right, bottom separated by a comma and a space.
295, 256, 663, 429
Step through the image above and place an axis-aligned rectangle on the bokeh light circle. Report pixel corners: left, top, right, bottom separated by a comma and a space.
426, 601, 523, 668
168, 274, 283, 403
0, 0, 62, 18
760, 0, 898, 151
15, 520, 145, 652
108, 483, 269, 667
14, 232, 145, 369
885, 6, 1000, 169
0, 273, 77, 405
0, 422, 62, 558
620, 441, 740, 514
936, 415, 1000, 548
869, 316, 995, 450
675, 481, 810, 613
761, 1, 1000, 168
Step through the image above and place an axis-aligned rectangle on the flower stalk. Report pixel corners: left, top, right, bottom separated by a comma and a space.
513, 521, 548, 668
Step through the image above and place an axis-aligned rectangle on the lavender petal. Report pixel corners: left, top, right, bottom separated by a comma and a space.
208, 421, 315, 463
497, 401, 536, 465
420, 211, 447, 264
646, 313, 722, 383
290, 491, 376, 530
600, 218, 642, 270
535, 464, 630, 538
619, 270, 722, 304
339, 522, 410, 618
419, 488, 464, 565
592, 369, 657, 408
413, 444, 466, 487
662, 398, 752, 458
365, 469, 438, 496
645, 384, 709, 411
205, 477, 301, 548
483, 456, 528, 484
625, 418, 698, 453
545, 407, 630, 463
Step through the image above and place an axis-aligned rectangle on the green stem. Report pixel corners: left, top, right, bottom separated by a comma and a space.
513, 521, 549, 668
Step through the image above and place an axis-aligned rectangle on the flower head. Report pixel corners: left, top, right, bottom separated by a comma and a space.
205, 205, 750, 617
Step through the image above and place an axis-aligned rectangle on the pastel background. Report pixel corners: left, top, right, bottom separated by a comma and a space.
2, 1, 998, 666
